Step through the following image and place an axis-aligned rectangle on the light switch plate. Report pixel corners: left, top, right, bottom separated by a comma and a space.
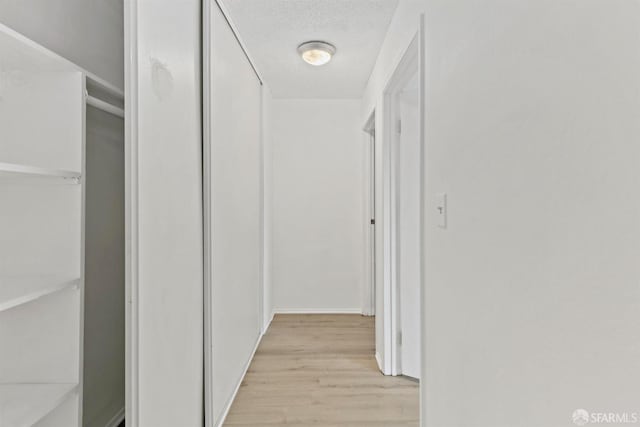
436, 193, 447, 229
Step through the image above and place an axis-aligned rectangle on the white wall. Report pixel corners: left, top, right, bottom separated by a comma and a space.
84, 106, 125, 427
365, 0, 640, 425
125, 0, 204, 426
205, 3, 264, 425
0, 0, 123, 88
271, 99, 364, 312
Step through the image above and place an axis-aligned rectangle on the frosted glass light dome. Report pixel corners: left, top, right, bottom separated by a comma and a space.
297, 41, 336, 66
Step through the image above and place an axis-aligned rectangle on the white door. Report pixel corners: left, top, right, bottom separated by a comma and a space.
397, 73, 421, 379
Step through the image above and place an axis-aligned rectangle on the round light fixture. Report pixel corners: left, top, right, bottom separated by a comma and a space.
297, 41, 336, 66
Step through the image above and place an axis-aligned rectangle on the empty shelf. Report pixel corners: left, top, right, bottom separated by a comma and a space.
0, 277, 80, 313
0, 383, 77, 427
0, 162, 80, 183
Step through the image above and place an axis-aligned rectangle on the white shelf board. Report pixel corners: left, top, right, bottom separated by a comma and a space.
0, 162, 81, 183
0, 277, 80, 313
0, 23, 123, 99
0, 383, 77, 427
0, 23, 76, 72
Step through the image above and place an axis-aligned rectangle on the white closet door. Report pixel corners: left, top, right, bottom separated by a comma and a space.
204, 2, 263, 425
125, 1, 204, 426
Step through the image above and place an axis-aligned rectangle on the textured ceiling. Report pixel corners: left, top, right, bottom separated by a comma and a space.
220, 0, 400, 99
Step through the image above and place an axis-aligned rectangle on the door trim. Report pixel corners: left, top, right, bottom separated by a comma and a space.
380, 20, 424, 378
362, 111, 376, 317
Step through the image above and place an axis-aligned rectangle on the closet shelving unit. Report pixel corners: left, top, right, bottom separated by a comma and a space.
0, 24, 123, 427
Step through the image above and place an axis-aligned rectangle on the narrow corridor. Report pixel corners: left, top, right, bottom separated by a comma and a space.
225, 315, 419, 426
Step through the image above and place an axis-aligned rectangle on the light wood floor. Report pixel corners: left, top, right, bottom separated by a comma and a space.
224, 314, 419, 426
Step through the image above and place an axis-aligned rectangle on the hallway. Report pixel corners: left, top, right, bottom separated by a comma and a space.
225, 315, 419, 426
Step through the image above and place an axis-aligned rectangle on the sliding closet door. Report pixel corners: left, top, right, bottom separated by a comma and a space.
125, 1, 204, 426
204, 2, 263, 425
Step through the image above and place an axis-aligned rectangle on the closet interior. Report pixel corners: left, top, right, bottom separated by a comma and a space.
0, 24, 124, 427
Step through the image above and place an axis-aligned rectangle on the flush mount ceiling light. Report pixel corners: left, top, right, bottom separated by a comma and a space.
297, 41, 336, 66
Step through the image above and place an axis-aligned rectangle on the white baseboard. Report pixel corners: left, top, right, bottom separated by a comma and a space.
104, 407, 125, 427
215, 331, 265, 427
375, 352, 384, 373
273, 308, 363, 314
262, 310, 275, 334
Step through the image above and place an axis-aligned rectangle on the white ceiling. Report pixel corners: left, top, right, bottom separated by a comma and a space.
220, 0, 400, 99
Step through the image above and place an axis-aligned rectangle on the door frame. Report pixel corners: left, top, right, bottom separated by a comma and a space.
362, 112, 376, 317
380, 18, 425, 379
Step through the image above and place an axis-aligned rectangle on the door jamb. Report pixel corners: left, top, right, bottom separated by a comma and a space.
381, 26, 423, 378
362, 112, 376, 317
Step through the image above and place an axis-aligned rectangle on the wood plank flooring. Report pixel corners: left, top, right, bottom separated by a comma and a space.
224, 314, 419, 426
